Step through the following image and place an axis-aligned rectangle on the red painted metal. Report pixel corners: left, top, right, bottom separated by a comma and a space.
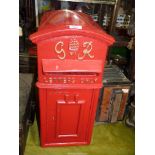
30, 10, 115, 147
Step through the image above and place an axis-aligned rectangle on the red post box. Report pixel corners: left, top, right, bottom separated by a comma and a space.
30, 10, 115, 147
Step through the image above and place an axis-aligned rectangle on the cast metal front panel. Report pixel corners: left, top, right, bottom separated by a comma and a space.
30, 10, 115, 147
46, 89, 93, 144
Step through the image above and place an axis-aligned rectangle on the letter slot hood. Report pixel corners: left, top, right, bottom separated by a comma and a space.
42, 59, 102, 73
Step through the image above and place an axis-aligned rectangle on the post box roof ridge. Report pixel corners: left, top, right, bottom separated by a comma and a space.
30, 10, 115, 45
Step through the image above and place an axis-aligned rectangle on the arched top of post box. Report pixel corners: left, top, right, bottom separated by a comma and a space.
30, 10, 115, 45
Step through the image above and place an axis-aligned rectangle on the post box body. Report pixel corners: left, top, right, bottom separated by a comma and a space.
30, 10, 115, 147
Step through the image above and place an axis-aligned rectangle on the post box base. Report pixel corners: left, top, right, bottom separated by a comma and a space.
41, 141, 90, 147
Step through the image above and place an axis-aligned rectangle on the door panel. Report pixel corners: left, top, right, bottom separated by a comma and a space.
56, 102, 83, 138
46, 89, 93, 143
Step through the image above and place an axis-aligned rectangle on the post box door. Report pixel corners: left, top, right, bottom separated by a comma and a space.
46, 89, 93, 143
